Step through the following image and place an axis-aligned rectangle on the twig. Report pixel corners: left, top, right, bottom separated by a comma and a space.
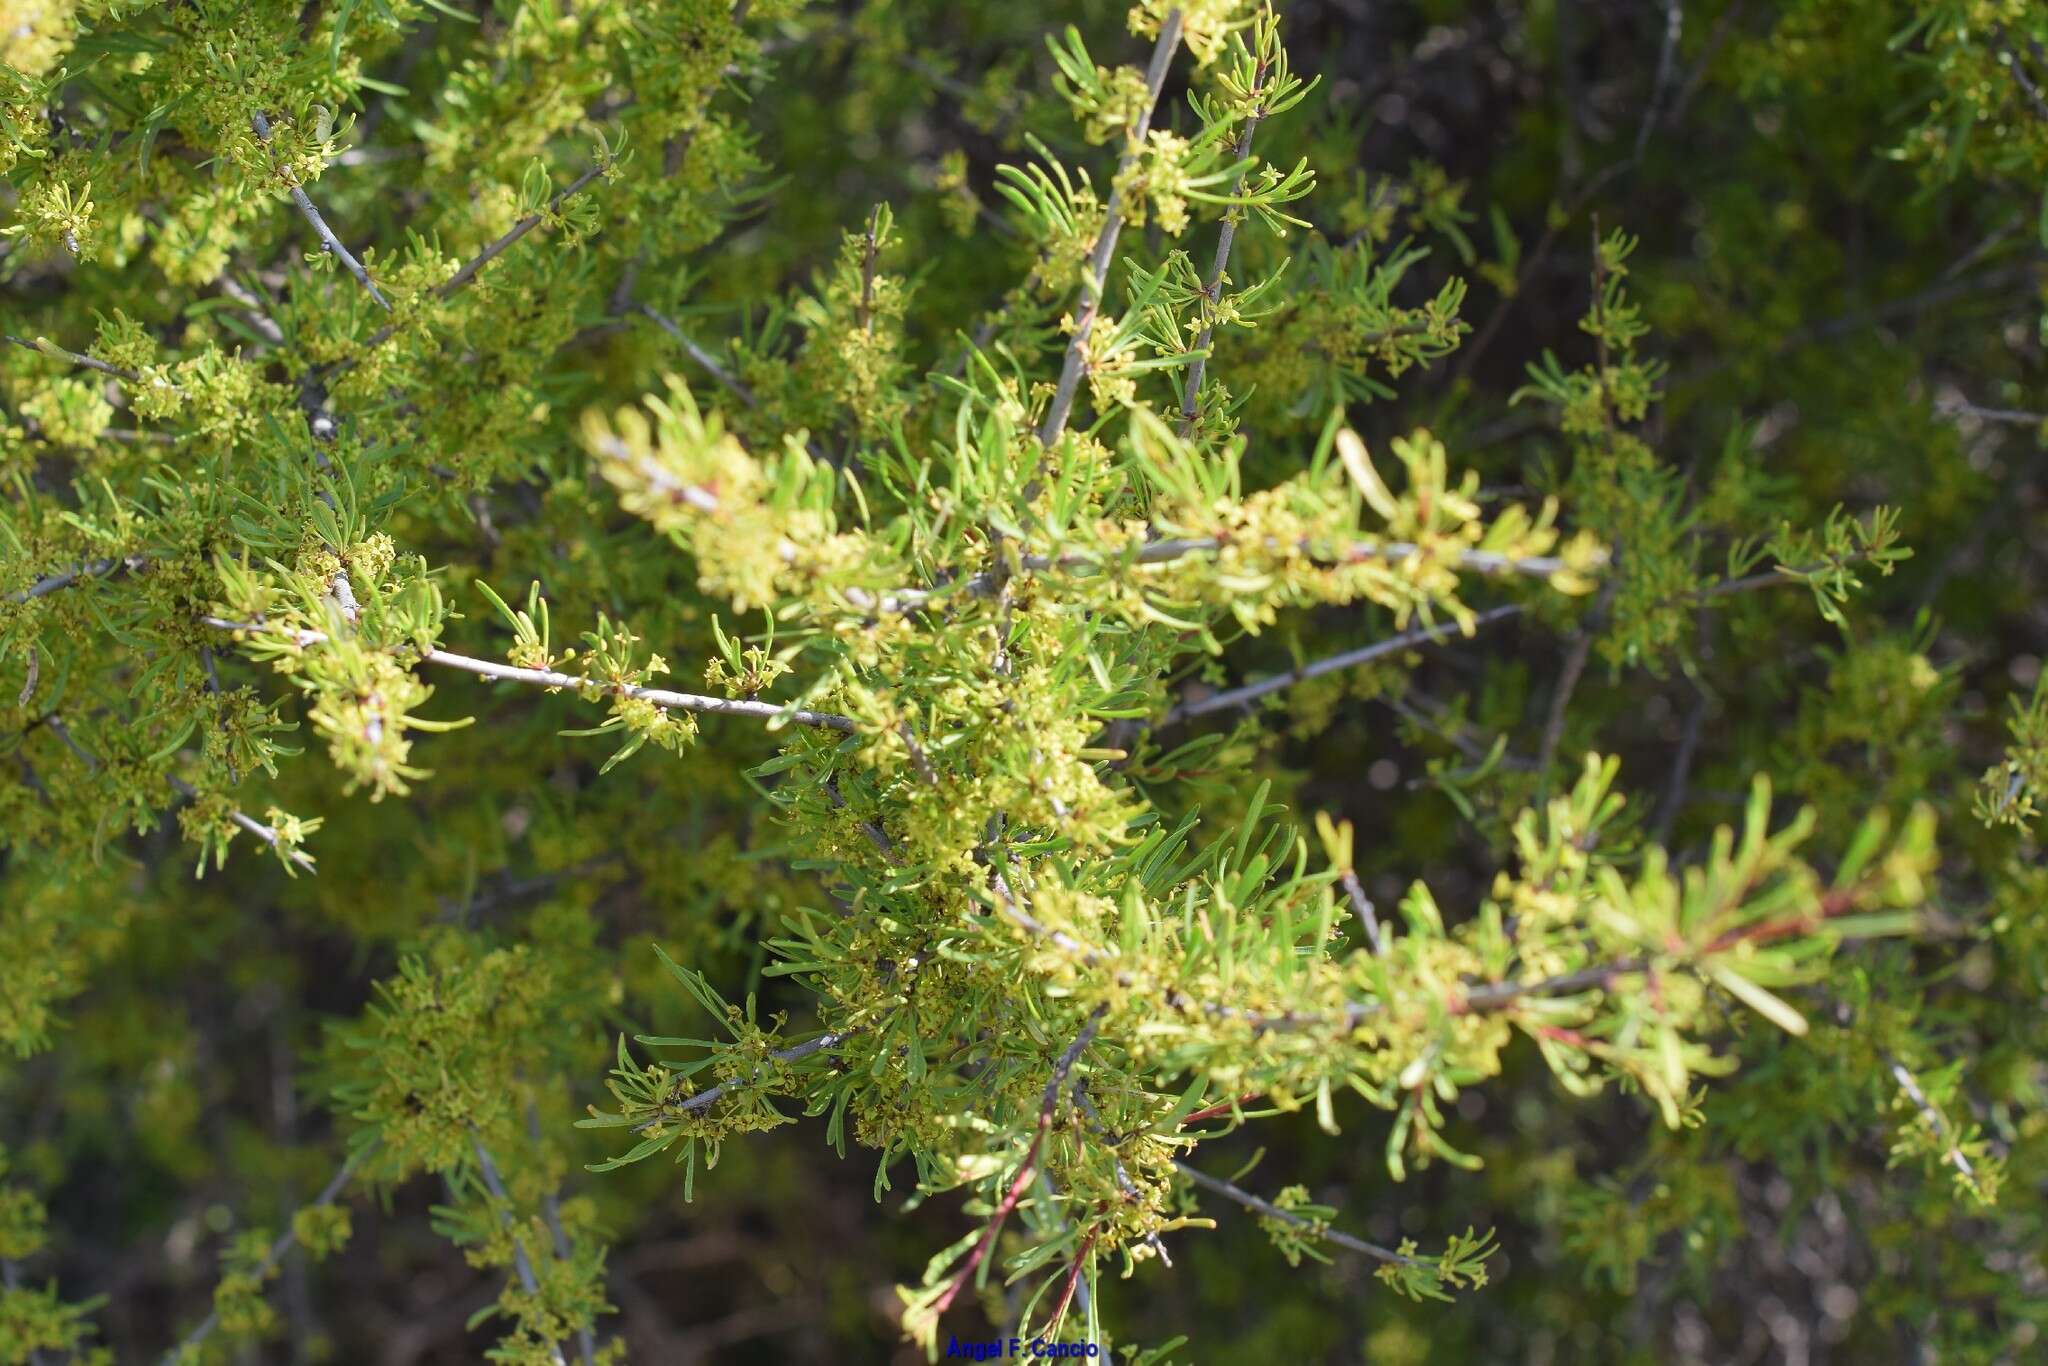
40, 714, 97, 770
435, 162, 608, 303
1178, 52, 1269, 436
1167, 560, 1832, 727
630, 1030, 856, 1133
473, 1139, 569, 1366
1339, 866, 1384, 957
166, 776, 318, 874
1161, 604, 1526, 726
1534, 577, 1613, 789
199, 644, 238, 785
1457, 0, 1734, 384
525, 1105, 600, 1366
1795, 262, 2041, 347
1445, 960, 1643, 1015
871, 536, 1579, 615
1178, 1092, 1264, 1128
1887, 1056, 1981, 1187
1650, 678, 1709, 845
639, 305, 757, 408
5, 554, 148, 604
635, 304, 840, 466
1692, 567, 1800, 600
1385, 691, 1535, 770
3, 333, 146, 383
347, 160, 610, 356
1934, 398, 2046, 426
1172, 1161, 1417, 1266
200, 617, 858, 732
1452, 159, 1630, 383
824, 776, 903, 864
1455, 0, 1699, 391
1046, 1229, 1097, 1334
218, 276, 288, 346
1038, 10, 1185, 447
1634, 0, 1685, 161
990, 869, 1103, 963
857, 204, 882, 334
1073, 1084, 1170, 1266
161, 1143, 372, 1366
930, 1006, 1107, 1319
1995, 24, 2048, 123
252, 111, 392, 311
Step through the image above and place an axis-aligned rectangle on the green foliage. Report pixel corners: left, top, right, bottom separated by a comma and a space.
4, 0, 2046, 1361
0, 1148, 104, 1364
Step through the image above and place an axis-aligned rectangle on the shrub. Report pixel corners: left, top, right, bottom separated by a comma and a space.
3, 1, 2045, 1361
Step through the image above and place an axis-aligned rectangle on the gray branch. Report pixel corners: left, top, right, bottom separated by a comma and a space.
200, 617, 857, 732
630, 1030, 856, 1134
167, 776, 319, 875
1173, 1161, 1417, 1266
1178, 64, 1268, 436
3, 333, 147, 383
252, 111, 392, 312
473, 1139, 569, 1366
161, 1143, 372, 1366
1163, 604, 1527, 725
1038, 10, 1185, 447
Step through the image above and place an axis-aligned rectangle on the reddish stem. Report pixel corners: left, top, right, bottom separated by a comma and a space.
1180, 1092, 1262, 1127
931, 1123, 1047, 1319
1047, 1229, 1099, 1332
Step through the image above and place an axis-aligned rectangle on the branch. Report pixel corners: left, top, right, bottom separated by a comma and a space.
473, 1139, 569, 1366
5, 554, 148, 604
638, 305, 757, 408
1177, 57, 1269, 436
349, 159, 610, 355
987, 864, 1627, 1038
857, 204, 882, 334
527, 1106, 598, 1366
3, 333, 146, 383
1073, 1083, 1171, 1266
990, 868, 1103, 963
1535, 575, 1616, 788
161, 1143, 372, 1366
1338, 866, 1385, 957
1161, 604, 1526, 726
1934, 397, 2046, 426
1795, 261, 2042, 347
629, 1030, 857, 1133
930, 1006, 1106, 1320
1651, 674, 1709, 845
1888, 1056, 1982, 1188
218, 275, 288, 346
868, 536, 1577, 615
167, 776, 319, 876
1633, 0, 1685, 160
1038, 10, 1185, 447
1172, 1161, 1417, 1266
1995, 24, 2048, 124
30, 713, 317, 876
825, 775, 903, 865
200, 617, 858, 732
1178, 1092, 1265, 1128
1046, 1228, 1097, 1334
434, 164, 608, 303
1443, 960, 1643, 1015
252, 111, 392, 311
1165, 558, 1830, 726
